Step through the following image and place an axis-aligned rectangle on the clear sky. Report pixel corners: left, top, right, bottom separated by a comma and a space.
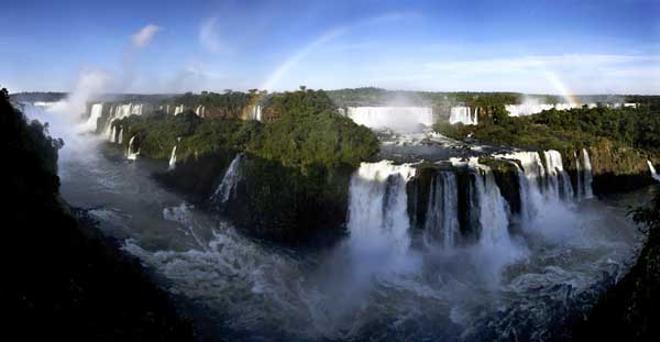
1, 0, 659, 94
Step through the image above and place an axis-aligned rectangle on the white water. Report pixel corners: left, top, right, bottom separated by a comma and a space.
126, 136, 139, 160
168, 145, 177, 170
80, 103, 104, 132
449, 106, 478, 125
27, 98, 642, 340
543, 150, 574, 200
248, 104, 262, 121
582, 149, 594, 198
211, 154, 244, 203
117, 127, 123, 144
346, 107, 433, 132
348, 161, 416, 255
648, 160, 660, 182
174, 104, 185, 115
195, 105, 205, 117
424, 171, 460, 249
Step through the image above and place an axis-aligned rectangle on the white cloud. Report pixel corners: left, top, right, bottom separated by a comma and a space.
131, 24, 161, 48
199, 17, 223, 53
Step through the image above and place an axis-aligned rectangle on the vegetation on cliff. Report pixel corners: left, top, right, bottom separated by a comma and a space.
115, 89, 379, 244
436, 106, 659, 192
114, 88, 379, 171
1, 88, 194, 340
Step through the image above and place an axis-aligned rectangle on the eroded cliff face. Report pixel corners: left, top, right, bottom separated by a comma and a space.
155, 150, 353, 245
585, 139, 655, 195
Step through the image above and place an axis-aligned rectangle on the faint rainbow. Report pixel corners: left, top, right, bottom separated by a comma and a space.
259, 12, 418, 91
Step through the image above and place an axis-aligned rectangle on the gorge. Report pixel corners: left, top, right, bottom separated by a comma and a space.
10, 87, 659, 341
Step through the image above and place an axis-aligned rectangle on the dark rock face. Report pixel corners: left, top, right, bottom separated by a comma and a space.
156, 151, 352, 246
1, 89, 194, 341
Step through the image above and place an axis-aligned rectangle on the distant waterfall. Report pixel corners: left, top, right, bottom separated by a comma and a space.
346, 107, 433, 132
347, 161, 416, 254
249, 104, 262, 121
117, 127, 123, 144
100, 102, 145, 139
424, 171, 460, 248
82, 103, 103, 132
211, 154, 244, 203
168, 145, 177, 170
195, 105, 206, 117
449, 106, 478, 125
174, 104, 185, 115
648, 161, 660, 182
126, 136, 139, 160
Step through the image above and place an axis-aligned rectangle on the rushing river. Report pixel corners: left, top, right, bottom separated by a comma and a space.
26, 103, 649, 341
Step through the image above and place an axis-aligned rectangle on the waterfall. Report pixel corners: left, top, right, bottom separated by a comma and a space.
582, 149, 594, 198
347, 161, 416, 254
472, 166, 512, 247
126, 136, 139, 160
424, 171, 460, 248
117, 127, 123, 144
109, 125, 117, 143
211, 154, 244, 203
174, 104, 185, 115
574, 151, 583, 200
346, 107, 433, 132
648, 161, 660, 182
195, 105, 205, 117
543, 150, 574, 201
82, 103, 103, 132
449, 106, 477, 125
249, 104, 262, 121
168, 145, 177, 170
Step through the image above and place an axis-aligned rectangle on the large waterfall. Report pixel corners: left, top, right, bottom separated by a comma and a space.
449, 106, 478, 125
211, 154, 244, 203
472, 165, 515, 248
81, 103, 103, 132
424, 171, 460, 248
346, 107, 433, 132
347, 161, 416, 254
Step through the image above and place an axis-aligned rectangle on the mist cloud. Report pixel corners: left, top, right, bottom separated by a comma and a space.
131, 24, 161, 48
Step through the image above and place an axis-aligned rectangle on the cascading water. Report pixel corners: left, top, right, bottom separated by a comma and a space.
249, 104, 262, 121
449, 106, 478, 125
347, 161, 416, 255
471, 165, 516, 249
81, 103, 103, 132
346, 107, 433, 132
174, 104, 185, 115
424, 171, 460, 248
582, 149, 594, 198
126, 136, 139, 160
574, 151, 583, 200
648, 160, 660, 182
543, 150, 574, 200
211, 154, 244, 203
109, 125, 117, 143
168, 145, 177, 170
117, 127, 123, 144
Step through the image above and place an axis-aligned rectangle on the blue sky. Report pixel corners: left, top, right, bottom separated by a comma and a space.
1, 0, 659, 94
